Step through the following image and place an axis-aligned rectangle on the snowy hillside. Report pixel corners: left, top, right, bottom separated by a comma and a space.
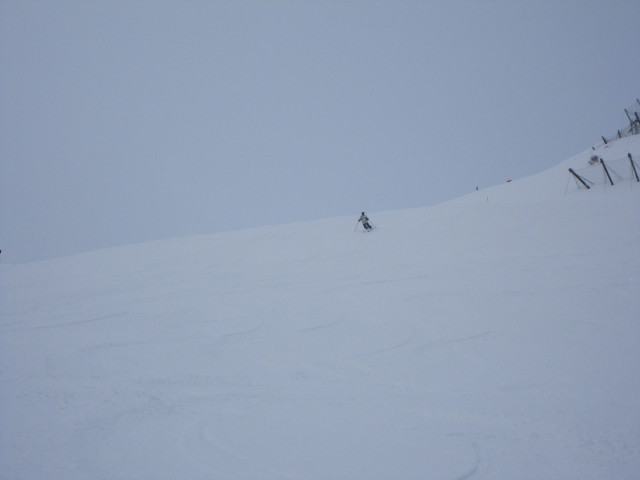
1, 136, 639, 479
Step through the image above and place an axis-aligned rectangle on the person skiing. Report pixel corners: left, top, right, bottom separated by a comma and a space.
358, 212, 373, 231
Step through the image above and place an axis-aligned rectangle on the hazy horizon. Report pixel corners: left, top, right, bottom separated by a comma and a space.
1, 0, 638, 264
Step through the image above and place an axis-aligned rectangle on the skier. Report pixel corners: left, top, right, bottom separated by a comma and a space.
358, 212, 373, 231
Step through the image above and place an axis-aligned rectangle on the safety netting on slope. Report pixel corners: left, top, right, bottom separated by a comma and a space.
569, 153, 640, 190
597, 99, 640, 147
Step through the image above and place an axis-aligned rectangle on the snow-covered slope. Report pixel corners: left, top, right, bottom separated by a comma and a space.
2, 136, 639, 479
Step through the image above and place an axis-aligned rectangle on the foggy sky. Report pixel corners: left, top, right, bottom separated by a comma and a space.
1, 0, 638, 264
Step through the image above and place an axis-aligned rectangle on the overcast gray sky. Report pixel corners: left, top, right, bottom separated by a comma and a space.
1, 0, 638, 264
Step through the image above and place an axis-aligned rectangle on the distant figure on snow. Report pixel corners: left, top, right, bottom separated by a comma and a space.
358, 212, 373, 231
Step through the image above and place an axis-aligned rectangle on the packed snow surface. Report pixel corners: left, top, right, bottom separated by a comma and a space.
2, 136, 639, 479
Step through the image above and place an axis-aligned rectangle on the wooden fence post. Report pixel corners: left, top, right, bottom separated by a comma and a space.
600, 158, 614, 186
569, 168, 591, 189
629, 153, 639, 182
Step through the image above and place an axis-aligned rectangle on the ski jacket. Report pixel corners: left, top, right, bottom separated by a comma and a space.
358, 214, 369, 223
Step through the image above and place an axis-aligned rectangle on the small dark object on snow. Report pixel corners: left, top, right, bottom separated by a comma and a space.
358, 212, 373, 231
